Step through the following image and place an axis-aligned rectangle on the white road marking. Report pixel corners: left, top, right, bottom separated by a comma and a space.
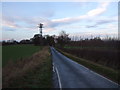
52, 62, 62, 89
55, 66, 62, 90
53, 65, 55, 72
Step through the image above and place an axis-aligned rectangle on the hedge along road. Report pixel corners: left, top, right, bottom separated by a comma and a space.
50, 47, 119, 88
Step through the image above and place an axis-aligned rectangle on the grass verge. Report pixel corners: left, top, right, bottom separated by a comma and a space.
56, 48, 120, 84
2, 46, 52, 88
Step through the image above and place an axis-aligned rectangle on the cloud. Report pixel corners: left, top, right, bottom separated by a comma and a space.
2, 26, 16, 31
2, 2, 111, 32
86, 25, 97, 28
69, 32, 118, 40
87, 2, 109, 17
2, 16, 21, 29
51, 15, 87, 26
43, 2, 110, 30
69, 23, 118, 39
86, 16, 117, 28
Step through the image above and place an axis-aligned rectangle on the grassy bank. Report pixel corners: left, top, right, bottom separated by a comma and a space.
56, 48, 119, 84
61, 47, 119, 69
3, 46, 52, 88
64, 46, 118, 52
2, 44, 42, 67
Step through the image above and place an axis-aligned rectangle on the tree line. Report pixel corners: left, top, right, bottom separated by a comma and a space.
2, 31, 119, 49
2, 31, 70, 47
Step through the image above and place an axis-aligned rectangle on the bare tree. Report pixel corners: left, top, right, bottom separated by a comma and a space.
57, 30, 70, 48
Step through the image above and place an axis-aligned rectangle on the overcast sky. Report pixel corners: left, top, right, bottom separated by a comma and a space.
1, 2, 118, 41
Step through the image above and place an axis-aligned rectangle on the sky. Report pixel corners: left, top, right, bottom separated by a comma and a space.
1, 1, 118, 41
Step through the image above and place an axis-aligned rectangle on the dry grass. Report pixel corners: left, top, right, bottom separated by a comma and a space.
2, 46, 51, 88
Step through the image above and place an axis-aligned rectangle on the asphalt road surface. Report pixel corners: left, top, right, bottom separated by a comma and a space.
50, 47, 119, 89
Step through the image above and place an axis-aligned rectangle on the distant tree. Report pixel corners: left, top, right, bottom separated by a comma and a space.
45, 35, 55, 46
20, 39, 31, 44
42, 36, 48, 45
2, 39, 19, 45
2, 41, 7, 45
33, 34, 41, 45
13, 40, 19, 44
57, 31, 70, 48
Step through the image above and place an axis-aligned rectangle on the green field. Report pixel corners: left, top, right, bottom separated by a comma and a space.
3, 46, 52, 88
2, 44, 42, 67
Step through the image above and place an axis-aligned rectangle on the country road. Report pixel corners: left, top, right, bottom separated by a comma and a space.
50, 47, 119, 88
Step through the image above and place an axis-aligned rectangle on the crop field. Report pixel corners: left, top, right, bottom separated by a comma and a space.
2, 44, 42, 67
3, 46, 52, 88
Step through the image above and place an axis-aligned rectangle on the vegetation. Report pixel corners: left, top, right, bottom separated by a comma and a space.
2, 31, 119, 69
61, 47, 119, 69
56, 48, 119, 84
56, 31, 70, 48
1, 31, 70, 47
2, 34, 55, 46
1, 27, 119, 90
56, 34, 119, 69
2, 47, 52, 88
2, 45, 42, 67
0, 45, 1, 68
55, 32, 119, 84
